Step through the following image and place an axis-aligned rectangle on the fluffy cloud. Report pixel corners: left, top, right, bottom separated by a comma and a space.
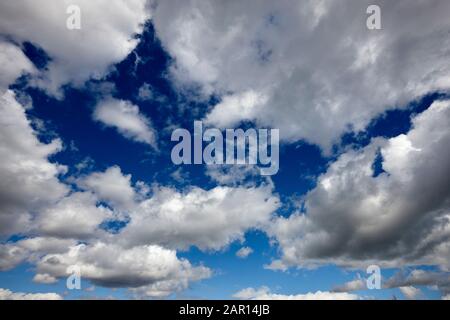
0, 42, 35, 93
268, 100, 450, 269
0, 0, 151, 95
332, 278, 366, 293
77, 166, 137, 210
120, 184, 279, 251
0, 288, 62, 300
77, 166, 279, 251
0, 237, 76, 271
35, 192, 112, 239
153, 0, 450, 150
35, 242, 211, 297
233, 286, 359, 300
0, 90, 68, 236
33, 273, 58, 284
93, 98, 157, 147
399, 286, 422, 300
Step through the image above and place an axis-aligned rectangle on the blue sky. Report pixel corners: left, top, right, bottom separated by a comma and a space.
1, 1, 450, 300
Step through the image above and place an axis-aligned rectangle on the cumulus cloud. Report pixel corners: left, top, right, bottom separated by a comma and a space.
76, 166, 279, 251
33, 273, 58, 284
236, 246, 253, 259
0, 237, 77, 271
0, 288, 62, 300
399, 286, 422, 300
0, 42, 35, 93
0, 0, 151, 95
268, 100, 450, 269
153, 0, 450, 150
35, 192, 112, 239
0, 90, 68, 236
120, 184, 279, 251
35, 242, 211, 297
77, 166, 137, 210
332, 278, 366, 293
233, 286, 359, 300
93, 97, 157, 147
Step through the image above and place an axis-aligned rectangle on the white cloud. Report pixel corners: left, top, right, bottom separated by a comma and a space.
35, 192, 112, 239
93, 97, 156, 147
205, 165, 260, 186
77, 166, 136, 210
236, 246, 253, 259
0, 237, 77, 271
0, 90, 68, 236
120, 184, 279, 251
399, 286, 422, 300
33, 273, 57, 284
0, 0, 151, 96
0, 288, 62, 300
332, 278, 366, 292
35, 242, 211, 297
153, 0, 450, 150
0, 244, 27, 271
205, 90, 268, 128
268, 100, 450, 269
233, 286, 359, 300
0, 42, 35, 93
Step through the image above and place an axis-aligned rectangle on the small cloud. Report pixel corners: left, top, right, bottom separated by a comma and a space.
263, 259, 288, 272
236, 246, 253, 259
33, 273, 58, 284
93, 97, 157, 148
399, 286, 422, 300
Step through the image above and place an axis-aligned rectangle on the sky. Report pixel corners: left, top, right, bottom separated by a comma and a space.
0, 0, 450, 300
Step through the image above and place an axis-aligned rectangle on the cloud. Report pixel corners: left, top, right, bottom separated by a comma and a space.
137, 83, 154, 101
77, 166, 279, 251
0, 42, 35, 93
120, 184, 279, 251
233, 286, 359, 300
236, 246, 253, 259
205, 165, 261, 186
93, 97, 157, 147
35, 192, 112, 239
399, 286, 422, 300
153, 0, 450, 150
332, 278, 366, 292
0, 0, 151, 95
384, 269, 450, 297
268, 100, 450, 269
205, 90, 268, 128
35, 242, 211, 297
0, 90, 68, 236
0, 237, 77, 271
77, 166, 137, 210
0, 288, 62, 300
333, 269, 450, 299
33, 273, 57, 284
